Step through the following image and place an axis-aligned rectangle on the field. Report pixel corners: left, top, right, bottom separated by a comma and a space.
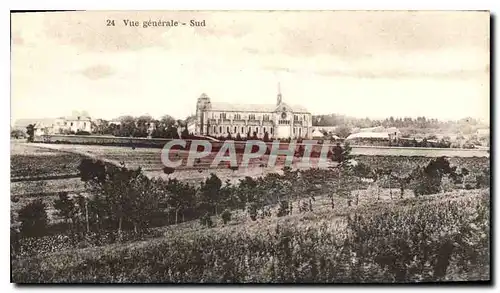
11, 142, 84, 180
20, 142, 489, 186
10, 140, 491, 283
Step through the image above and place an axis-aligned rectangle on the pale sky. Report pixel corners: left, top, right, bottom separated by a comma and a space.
11, 11, 490, 123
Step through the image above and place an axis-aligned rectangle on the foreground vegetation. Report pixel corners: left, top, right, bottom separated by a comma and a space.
12, 189, 489, 283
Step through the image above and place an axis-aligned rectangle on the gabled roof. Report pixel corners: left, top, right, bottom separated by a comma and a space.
311, 129, 324, 137
346, 132, 390, 140
13, 118, 57, 129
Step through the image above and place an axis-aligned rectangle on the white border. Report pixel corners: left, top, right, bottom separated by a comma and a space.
2, 1, 498, 292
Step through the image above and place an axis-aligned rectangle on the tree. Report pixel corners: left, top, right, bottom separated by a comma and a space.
163, 166, 175, 175
413, 157, 453, 196
53, 192, 76, 230
200, 212, 213, 227
247, 202, 258, 221
78, 158, 107, 185
221, 209, 232, 225
26, 124, 35, 142
11, 129, 25, 139
263, 131, 270, 142
199, 173, 222, 215
181, 125, 190, 138
18, 199, 48, 237
335, 125, 351, 139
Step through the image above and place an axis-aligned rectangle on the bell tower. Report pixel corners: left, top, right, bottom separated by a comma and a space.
196, 93, 211, 135
276, 82, 282, 105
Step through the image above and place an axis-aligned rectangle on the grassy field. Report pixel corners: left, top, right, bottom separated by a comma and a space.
11, 142, 84, 180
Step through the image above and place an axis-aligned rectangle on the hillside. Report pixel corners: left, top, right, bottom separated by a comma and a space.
12, 189, 489, 283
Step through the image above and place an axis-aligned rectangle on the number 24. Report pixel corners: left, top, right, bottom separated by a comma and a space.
106, 20, 115, 26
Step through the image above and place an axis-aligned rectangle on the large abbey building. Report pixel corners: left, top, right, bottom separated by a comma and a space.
194, 86, 312, 139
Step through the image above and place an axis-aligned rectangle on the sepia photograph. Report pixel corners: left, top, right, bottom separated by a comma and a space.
10, 10, 490, 283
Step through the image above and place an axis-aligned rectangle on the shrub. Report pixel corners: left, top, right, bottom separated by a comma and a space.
248, 202, 258, 221
18, 199, 48, 237
200, 213, 213, 227
221, 209, 232, 225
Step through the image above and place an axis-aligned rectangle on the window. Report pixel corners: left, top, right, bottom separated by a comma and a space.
227, 126, 230, 133
270, 128, 273, 134
263, 114, 270, 121
249, 114, 256, 120
234, 126, 237, 133
219, 126, 222, 133
214, 126, 216, 133
83, 122, 86, 128
263, 127, 266, 133
241, 127, 244, 133
70, 122, 74, 126
234, 114, 241, 120
220, 113, 227, 119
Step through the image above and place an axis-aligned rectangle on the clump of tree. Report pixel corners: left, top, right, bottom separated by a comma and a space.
26, 124, 35, 143
18, 199, 48, 237
413, 157, 455, 196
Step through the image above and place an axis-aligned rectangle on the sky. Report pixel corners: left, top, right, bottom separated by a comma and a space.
11, 11, 490, 123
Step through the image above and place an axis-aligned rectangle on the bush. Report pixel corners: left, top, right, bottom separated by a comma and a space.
18, 199, 48, 237
248, 202, 258, 221
221, 209, 232, 225
200, 213, 213, 227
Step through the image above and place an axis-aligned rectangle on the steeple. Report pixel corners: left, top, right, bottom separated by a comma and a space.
277, 82, 282, 105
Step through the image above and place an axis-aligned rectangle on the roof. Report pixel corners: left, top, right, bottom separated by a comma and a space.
358, 126, 385, 133
209, 102, 310, 113
64, 116, 91, 121
346, 132, 390, 140
357, 127, 400, 134
314, 126, 337, 132
13, 118, 57, 129
311, 129, 324, 138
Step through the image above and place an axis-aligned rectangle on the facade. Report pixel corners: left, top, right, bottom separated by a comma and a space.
194, 88, 312, 139
53, 115, 92, 133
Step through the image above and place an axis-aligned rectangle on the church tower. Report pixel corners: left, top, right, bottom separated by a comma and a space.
196, 93, 211, 135
276, 82, 282, 105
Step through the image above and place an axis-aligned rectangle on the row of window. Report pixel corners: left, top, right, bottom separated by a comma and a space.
58, 121, 87, 127
210, 126, 308, 136
212, 126, 274, 135
213, 113, 308, 121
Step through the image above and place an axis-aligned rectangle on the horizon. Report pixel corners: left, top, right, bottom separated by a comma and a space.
11, 11, 490, 124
